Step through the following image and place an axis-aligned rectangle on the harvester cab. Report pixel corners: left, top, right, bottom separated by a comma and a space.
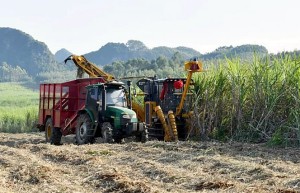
136, 78, 193, 115
130, 58, 204, 141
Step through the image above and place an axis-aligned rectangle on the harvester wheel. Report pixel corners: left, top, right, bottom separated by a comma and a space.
101, 122, 114, 143
45, 118, 62, 145
76, 114, 95, 145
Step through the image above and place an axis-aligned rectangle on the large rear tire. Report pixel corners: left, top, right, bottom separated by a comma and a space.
76, 114, 95, 145
45, 118, 62, 145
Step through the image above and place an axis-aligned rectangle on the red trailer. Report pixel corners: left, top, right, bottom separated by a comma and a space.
37, 78, 105, 138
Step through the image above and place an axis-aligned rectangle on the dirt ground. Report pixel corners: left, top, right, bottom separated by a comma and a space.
0, 133, 300, 193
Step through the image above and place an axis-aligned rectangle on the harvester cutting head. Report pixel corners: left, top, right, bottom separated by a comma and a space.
184, 57, 203, 72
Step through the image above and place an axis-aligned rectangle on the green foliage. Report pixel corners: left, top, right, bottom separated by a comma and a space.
0, 27, 68, 83
202, 45, 268, 61
0, 62, 32, 82
268, 128, 286, 146
2, 27, 300, 145
36, 70, 77, 83
102, 53, 186, 79
126, 40, 147, 51
0, 28, 270, 84
193, 54, 300, 146
84, 40, 201, 66
0, 82, 39, 133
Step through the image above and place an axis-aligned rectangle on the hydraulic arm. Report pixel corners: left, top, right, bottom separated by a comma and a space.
64, 55, 115, 81
175, 58, 204, 116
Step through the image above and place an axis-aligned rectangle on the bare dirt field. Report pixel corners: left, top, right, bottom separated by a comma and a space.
0, 132, 300, 193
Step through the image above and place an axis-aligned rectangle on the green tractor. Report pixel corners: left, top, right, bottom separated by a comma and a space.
76, 81, 148, 144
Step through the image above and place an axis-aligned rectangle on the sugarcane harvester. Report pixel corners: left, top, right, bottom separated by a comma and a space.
131, 58, 204, 141
37, 55, 147, 145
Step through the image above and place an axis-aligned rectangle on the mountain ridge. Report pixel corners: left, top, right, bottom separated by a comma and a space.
0, 27, 59, 76
0, 27, 276, 83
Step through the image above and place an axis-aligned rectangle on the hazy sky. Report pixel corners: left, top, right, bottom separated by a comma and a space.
1, 0, 299, 54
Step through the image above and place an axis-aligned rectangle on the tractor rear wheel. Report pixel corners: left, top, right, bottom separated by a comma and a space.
76, 114, 95, 145
45, 118, 62, 145
101, 122, 114, 143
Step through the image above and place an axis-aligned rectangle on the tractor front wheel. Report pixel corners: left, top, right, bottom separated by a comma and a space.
137, 127, 149, 143
101, 122, 114, 143
76, 114, 95, 145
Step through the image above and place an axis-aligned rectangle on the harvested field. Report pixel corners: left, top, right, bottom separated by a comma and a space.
0, 133, 300, 193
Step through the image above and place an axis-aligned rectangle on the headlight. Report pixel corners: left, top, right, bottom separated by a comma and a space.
131, 114, 137, 119
122, 114, 130, 119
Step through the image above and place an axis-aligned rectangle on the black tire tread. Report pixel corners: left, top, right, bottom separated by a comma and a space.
101, 122, 114, 143
140, 128, 149, 143
45, 118, 62, 145
51, 127, 62, 145
45, 118, 52, 143
76, 114, 95, 145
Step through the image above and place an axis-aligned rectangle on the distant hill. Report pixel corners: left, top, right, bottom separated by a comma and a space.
201, 45, 268, 61
54, 48, 72, 63
0, 27, 59, 77
270, 50, 300, 59
83, 40, 269, 66
0, 28, 272, 83
84, 40, 201, 66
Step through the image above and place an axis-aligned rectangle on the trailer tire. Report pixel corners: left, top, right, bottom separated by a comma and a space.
45, 118, 53, 143
76, 114, 95, 145
45, 118, 62, 145
101, 122, 114, 143
52, 128, 62, 145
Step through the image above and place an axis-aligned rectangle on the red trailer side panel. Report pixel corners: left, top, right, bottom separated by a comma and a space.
38, 78, 105, 135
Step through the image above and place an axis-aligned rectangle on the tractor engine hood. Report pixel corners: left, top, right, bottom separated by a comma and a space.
105, 106, 138, 122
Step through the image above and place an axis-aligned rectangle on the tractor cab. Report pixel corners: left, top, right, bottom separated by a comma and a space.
85, 81, 128, 120
83, 81, 146, 143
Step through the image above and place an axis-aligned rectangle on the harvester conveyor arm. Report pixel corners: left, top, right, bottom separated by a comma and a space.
64, 55, 115, 81
175, 59, 204, 116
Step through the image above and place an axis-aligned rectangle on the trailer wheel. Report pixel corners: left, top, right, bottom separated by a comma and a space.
101, 122, 114, 143
45, 118, 62, 145
76, 114, 95, 145
52, 128, 62, 145
45, 118, 53, 143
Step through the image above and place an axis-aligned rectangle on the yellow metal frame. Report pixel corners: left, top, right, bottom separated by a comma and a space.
67, 55, 115, 81
175, 59, 204, 116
